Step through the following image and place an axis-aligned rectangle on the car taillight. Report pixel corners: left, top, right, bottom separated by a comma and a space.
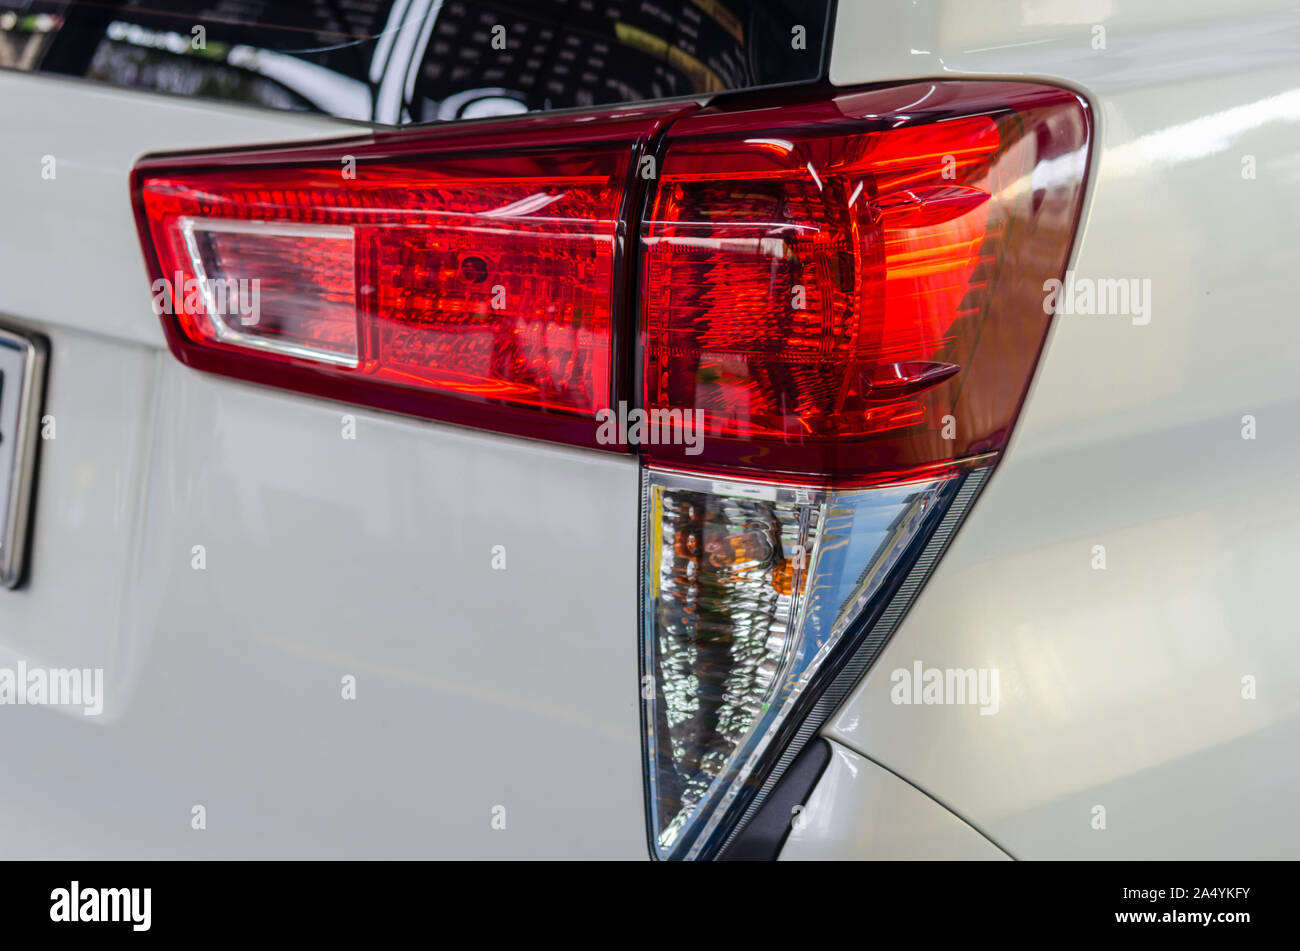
637, 82, 1090, 859
132, 105, 687, 448
131, 83, 1090, 861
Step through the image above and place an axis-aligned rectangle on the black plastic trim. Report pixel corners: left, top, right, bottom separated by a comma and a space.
722, 738, 832, 861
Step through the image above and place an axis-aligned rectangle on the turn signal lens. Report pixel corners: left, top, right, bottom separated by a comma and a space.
642, 467, 963, 859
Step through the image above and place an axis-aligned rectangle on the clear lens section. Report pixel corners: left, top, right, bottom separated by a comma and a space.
182, 219, 359, 366
641, 466, 958, 859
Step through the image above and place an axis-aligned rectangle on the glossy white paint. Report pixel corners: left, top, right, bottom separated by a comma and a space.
820, 0, 1300, 858
831, 0, 1300, 91
1, 0, 1297, 859
0, 72, 645, 857
0, 327, 646, 858
781, 742, 1008, 860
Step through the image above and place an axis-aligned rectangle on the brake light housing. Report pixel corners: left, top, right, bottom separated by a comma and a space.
131, 82, 1091, 861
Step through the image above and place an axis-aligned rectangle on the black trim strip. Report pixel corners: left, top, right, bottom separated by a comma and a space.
722, 738, 833, 861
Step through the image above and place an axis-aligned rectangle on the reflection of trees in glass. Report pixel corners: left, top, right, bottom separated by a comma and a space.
0, 12, 62, 70
86, 39, 311, 112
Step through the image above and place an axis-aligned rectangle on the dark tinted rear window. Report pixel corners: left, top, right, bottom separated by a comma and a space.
1, 0, 833, 123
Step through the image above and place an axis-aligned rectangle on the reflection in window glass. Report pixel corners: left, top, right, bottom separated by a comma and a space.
3, 0, 831, 124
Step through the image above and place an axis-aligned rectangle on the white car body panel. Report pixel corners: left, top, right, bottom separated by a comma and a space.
823, 0, 1300, 858
0, 0, 1296, 858
0, 74, 645, 859
781, 742, 1009, 861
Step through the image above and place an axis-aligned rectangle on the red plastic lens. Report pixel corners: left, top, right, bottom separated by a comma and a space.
133, 86, 1088, 466
639, 82, 1091, 482
134, 107, 686, 448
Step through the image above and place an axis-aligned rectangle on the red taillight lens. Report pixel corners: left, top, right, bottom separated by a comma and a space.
639, 82, 1090, 482
134, 107, 686, 448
